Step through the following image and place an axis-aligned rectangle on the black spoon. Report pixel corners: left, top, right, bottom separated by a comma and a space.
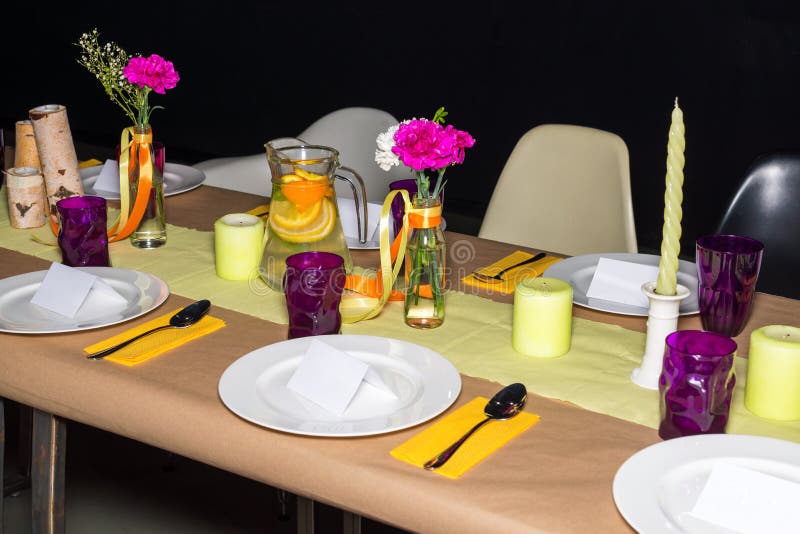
86, 300, 210, 360
424, 382, 527, 470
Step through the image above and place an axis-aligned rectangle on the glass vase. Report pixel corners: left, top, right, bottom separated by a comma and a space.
404, 196, 446, 328
128, 125, 166, 248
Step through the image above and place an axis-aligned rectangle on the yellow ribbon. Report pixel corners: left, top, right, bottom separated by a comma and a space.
341, 189, 412, 323
107, 127, 153, 242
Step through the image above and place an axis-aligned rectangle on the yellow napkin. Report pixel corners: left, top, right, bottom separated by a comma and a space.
390, 397, 540, 478
462, 251, 563, 294
79, 158, 103, 168
83, 308, 226, 366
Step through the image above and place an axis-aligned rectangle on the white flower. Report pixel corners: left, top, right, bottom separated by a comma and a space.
375, 124, 400, 171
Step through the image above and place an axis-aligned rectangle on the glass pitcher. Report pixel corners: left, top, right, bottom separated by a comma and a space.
259, 144, 367, 290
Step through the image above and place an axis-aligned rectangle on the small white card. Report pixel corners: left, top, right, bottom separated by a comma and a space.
689, 461, 800, 534
286, 339, 395, 416
30, 263, 126, 318
586, 258, 659, 308
92, 159, 120, 194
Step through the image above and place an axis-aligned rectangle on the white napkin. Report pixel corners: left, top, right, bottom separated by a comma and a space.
586, 258, 659, 308
92, 159, 120, 194
688, 461, 800, 534
286, 339, 396, 416
337, 199, 382, 243
30, 263, 127, 318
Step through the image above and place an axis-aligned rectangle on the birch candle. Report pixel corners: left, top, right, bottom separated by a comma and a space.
655, 98, 686, 296
512, 277, 573, 358
214, 213, 265, 280
744, 325, 800, 421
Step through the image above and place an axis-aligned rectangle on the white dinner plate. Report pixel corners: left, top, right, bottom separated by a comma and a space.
613, 434, 800, 533
0, 267, 169, 334
543, 252, 699, 316
80, 163, 206, 200
218, 334, 461, 437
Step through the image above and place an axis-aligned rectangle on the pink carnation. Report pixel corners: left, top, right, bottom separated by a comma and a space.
392, 119, 474, 171
123, 54, 180, 94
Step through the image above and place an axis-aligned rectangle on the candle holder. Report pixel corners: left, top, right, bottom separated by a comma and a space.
630, 281, 690, 389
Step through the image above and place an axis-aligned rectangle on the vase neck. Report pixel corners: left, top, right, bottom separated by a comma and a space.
412, 196, 442, 209
132, 124, 153, 144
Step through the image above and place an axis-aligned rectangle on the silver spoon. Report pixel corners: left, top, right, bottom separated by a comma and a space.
472, 252, 546, 283
86, 300, 211, 360
424, 382, 527, 470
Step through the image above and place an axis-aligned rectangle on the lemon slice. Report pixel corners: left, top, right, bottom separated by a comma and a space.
281, 173, 304, 184
293, 168, 329, 182
270, 198, 335, 243
270, 199, 322, 229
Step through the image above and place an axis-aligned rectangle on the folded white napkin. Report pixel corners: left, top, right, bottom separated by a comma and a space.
286, 339, 396, 416
688, 461, 800, 534
586, 258, 659, 308
92, 159, 120, 194
30, 263, 127, 318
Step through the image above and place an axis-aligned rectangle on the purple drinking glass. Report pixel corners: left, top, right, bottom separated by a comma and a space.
283, 252, 346, 339
56, 196, 111, 267
696, 234, 764, 337
658, 330, 737, 440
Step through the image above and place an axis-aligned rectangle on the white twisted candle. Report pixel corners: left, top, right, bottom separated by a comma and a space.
656, 98, 686, 296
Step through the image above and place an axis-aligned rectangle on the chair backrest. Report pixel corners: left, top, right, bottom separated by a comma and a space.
479, 124, 637, 256
194, 137, 303, 197
298, 107, 412, 202
716, 152, 800, 299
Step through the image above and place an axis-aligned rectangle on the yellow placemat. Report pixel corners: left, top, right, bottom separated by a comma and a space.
391, 397, 540, 478
83, 308, 226, 366
462, 251, 563, 294
79, 158, 103, 168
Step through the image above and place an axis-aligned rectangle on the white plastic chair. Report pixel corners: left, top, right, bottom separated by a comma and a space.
479, 124, 637, 256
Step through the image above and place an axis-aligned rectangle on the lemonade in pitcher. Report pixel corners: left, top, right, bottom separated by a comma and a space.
259, 145, 364, 291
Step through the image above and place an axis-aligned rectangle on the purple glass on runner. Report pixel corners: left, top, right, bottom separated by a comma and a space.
284, 252, 346, 339
696, 234, 764, 337
658, 330, 737, 440
56, 196, 111, 267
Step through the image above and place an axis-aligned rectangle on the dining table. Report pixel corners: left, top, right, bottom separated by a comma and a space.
1, 182, 800, 534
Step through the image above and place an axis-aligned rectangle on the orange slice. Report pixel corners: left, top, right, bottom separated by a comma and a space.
293, 167, 329, 182
281, 180, 328, 207
280, 173, 304, 184
270, 199, 323, 229
270, 198, 335, 243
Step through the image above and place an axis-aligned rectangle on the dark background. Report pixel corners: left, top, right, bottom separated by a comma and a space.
3, 1, 800, 256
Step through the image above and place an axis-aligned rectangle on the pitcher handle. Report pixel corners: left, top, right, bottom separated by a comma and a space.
334, 166, 368, 244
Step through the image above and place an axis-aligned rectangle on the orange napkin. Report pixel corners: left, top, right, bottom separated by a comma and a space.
390, 397, 540, 479
83, 308, 226, 366
462, 250, 563, 295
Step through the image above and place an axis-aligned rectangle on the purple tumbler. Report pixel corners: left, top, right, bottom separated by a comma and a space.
284, 252, 346, 339
658, 330, 737, 440
696, 234, 764, 337
56, 196, 111, 267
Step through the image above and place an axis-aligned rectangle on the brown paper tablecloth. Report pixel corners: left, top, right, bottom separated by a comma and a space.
2, 185, 798, 533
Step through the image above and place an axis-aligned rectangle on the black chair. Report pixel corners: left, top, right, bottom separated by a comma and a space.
716, 152, 800, 299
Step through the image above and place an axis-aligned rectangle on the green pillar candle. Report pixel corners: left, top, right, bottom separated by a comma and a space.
512, 277, 573, 358
655, 98, 686, 296
745, 325, 800, 421
214, 213, 265, 281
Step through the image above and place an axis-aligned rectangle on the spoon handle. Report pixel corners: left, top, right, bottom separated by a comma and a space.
423, 416, 492, 470
86, 324, 174, 360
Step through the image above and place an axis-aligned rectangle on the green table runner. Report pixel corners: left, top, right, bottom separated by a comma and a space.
2, 200, 798, 442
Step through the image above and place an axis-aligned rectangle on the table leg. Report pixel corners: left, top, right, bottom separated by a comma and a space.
296, 495, 314, 534
342, 511, 363, 534
31, 409, 66, 534
1, 397, 5, 532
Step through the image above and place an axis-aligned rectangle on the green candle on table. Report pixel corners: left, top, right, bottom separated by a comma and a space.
745, 325, 800, 421
655, 98, 686, 296
512, 277, 573, 358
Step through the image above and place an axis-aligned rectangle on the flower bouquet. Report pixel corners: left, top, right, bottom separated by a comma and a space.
75, 29, 179, 248
375, 107, 475, 328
